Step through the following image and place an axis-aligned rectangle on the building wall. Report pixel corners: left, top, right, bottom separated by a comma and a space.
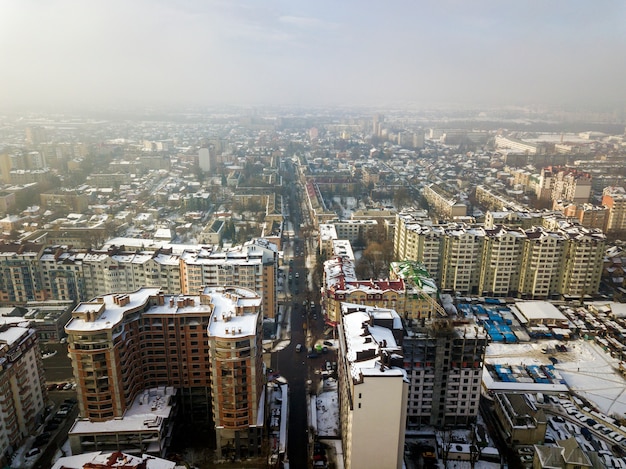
394, 212, 605, 299
209, 316, 263, 460
603, 187, 626, 234
348, 376, 408, 469
0, 325, 47, 466
403, 327, 486, 429
66, 291, 213, 421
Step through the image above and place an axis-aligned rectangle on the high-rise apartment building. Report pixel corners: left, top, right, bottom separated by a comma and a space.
179, 239, 278, 318
403, 318, 488, 429
1, 239, 279, 317
479, 226, 525, 297
517, 227, 566, 299
537, 166, 592, 204
0, 318, 47, 467
394, 211, 441, 280
337, 303, 407, 469
393, 211, 606, 299
207, 288, 264, 460
198, 147, 217, 172
65, 286, 264, 460
602, 186, 626, 235
439, 226, 484, 294
0, 242, 46, 304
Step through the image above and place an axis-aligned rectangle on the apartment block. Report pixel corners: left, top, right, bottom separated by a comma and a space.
0, 319, 47, 467
208, 288, 263, 460
537, 167, 592, 204
393, 211, 606, 299
65, 286, 264, 461
479, 226, 525, 297
422, 183, 467, 220
558, 225, 605, 298
602, 186, 626, 235
493, 393, 547, 445
326, 219, 380, 244
0, 239, 279, 318
337, 304, 408, 469
0, 242, 46, 304
439, 225, 484, 294
324, 279, 413, 323
552, 201, 607, 231
179, 239, 278, 318
393, 211, 441, 280
403, 318, 487, 429
519, 228, 567, 300
82, 246, 181, 300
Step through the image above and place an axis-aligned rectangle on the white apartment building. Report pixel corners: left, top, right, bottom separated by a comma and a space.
337, 304, 408, 469
479, 226, 525, 297
439, 226, 484, 294
422, 183, 467, 220
394, 212, 606, 299
394, 211, 441, 280
518, 228, 565, 298
2, 239, 279, 318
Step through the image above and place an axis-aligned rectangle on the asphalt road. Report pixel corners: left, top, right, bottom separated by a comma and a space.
41, 342, 74, 383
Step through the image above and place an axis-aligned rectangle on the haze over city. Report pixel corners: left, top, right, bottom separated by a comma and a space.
1, 0, 626, 110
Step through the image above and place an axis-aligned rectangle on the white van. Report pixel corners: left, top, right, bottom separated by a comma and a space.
296, 344, 302, 352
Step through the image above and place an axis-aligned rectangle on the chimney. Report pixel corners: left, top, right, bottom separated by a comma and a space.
169, 297, 175, 308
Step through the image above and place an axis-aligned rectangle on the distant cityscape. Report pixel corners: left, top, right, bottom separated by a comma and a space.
2, 107, 626, 469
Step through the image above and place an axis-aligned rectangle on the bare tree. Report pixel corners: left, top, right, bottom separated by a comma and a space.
437, 428, 453, 468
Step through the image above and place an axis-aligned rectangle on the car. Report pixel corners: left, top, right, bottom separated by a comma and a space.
552, 416, 565, 423
47, 383, 57, 391
63, 382, 73, 390
322, 347, 329, 354
295, 272, 300, 278
26, 447, 41, 458
44, 422, 59, 432
520, 454, 533, 463
57, 382, 67, 390
323, 340, 333, 347
307, 352, 319, 359
34, 432, 50, 447
296, 344, 302, 352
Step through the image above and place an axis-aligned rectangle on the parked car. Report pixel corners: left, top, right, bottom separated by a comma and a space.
307, 352, 319, 359
34, 433, 50, 447
26, 448, 41, 458
296, 344, 302, 352
323, 340, 333, 347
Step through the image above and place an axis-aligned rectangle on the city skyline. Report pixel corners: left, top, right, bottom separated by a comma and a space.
1, 0, 626, 111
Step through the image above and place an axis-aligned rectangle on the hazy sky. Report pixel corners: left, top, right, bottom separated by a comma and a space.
1, 0, 625, 110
